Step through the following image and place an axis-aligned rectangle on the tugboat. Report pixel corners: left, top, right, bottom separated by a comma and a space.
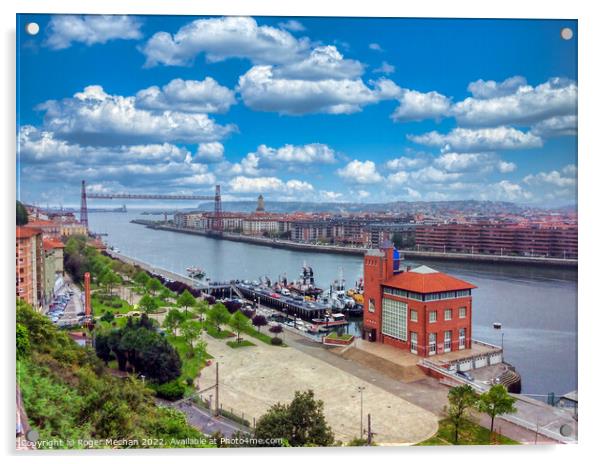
310, 312, 348, 332
186, 266, 206, 280
288, 263, 323, 298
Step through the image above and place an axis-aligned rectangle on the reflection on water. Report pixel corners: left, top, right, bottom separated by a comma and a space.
89, 211, 577, 396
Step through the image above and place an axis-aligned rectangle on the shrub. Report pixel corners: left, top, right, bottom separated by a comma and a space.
185, 377, 194, 387
271, 337, 283, 346
155, 380, 185, 401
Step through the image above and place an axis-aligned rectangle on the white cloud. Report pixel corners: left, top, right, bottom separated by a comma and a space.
273, 46, 364, 81
408, 127, 542, 152
141, 16, 309, 67
277, 20, 306, 32
433, 152, 515, 174
385, 156, 427, 171
454, 77, 577, 127
356, 190, 370, 199
135, 78, 236, 114
336, 160, 383, 184
409, 166, 463, 183
320, 190, 344, 201
374, 61, 395, 75
523, 165, 577, 187
387, 171, 409, 185
228, 176, 313, 194
467, 76, 527, 99
45, 15, 143, 50
254, 143, 336, 165
368, 43, 383, 52
238, 65, 400, 115
531, 115, 577, 137
194, 142, 225, 163
391, 89, 452, 122
485, 180, 532, 202
38, 85, 236, 146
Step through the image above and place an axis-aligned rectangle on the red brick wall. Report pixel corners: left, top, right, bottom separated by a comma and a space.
362, 247, 394, 340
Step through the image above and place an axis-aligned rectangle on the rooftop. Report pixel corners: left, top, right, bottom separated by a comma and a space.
383, 265, 476, 293
16, 226, 42, 239
43, 238, 65, 250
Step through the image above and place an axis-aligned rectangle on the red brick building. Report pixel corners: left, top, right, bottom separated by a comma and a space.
363, 244, 476, 357
16, 226, 45, 309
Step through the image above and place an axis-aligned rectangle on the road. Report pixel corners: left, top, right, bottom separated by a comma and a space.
173, 401, 247, 438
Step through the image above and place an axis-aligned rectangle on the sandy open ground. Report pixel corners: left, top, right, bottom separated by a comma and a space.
197, 335, 438, 445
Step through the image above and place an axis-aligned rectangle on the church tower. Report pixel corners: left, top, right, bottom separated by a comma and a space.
256, 194, 265, 212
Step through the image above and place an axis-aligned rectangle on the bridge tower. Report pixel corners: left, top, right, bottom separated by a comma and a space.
213, 184, 223, 233
80, 180, 89, 230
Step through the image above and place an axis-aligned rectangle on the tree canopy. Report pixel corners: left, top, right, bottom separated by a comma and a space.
16, 201, 29, 225
445, 384, 479, 444
229, 311, 251, 343
478, 384, 517, 435
206, 303, 231, 332
254, 390, 334, 447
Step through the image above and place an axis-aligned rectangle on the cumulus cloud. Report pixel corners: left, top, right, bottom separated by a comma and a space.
467, 76, 527, 99
194, 142, 225, 163
18, 126, 216, 191
277, 19, 306, 32
336, 160, 383, 184
254, 143, 336, 165
238, 65, 400, 115
320, 190, 344, 201
228, 176, 313, 194
408, 127, 542, 152
140, 16, 309, 67
385, 156, 427, 171
273, 46, 364, 81
37, 85, 236, 146
485, 180, 532, 202
434, 152, 516, 173
368, 43, 383, 52
374, 61, 395, 75
45, 15, 143, 50
523, 165, 577, 187
391, 89, 452, 122
135, 77, 236, 114
531, 115, 578, 137
453, 77, 577, 127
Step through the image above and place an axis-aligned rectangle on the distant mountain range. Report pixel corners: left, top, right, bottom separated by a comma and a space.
192, 199, 545, 215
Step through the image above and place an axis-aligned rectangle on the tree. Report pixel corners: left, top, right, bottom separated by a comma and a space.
269, 324, 283, 338
254, 390, 334, 447
252, 315, 268, 332
229, 311, 251, 343
95, 332, 113, 365
177, 290, 196, 314
134, 271, 150, 287
194, 299, 210, 322
478, 384, 517, 438
16, 323, 30, 358
16, 201, 28, 225
206, 303, 231, 333
139, 294, 159, 314
163, 309, 185, 336
146, 277, 163, 295
180, 320, 203, 357
445, 384, 479, 444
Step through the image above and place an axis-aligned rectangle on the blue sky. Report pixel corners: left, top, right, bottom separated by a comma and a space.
17, 14, 577, 207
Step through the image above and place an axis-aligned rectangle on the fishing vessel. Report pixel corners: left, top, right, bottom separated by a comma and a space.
311, 312, 348, 331
186, 266, 206, 280
288, 263, 323, 297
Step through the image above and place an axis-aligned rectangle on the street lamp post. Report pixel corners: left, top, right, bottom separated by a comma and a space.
357, 386, 366, 439
493, 322, 504, 361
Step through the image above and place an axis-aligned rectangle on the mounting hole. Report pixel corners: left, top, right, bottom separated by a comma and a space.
25, 22, 40, 36
561, 27, 573, 41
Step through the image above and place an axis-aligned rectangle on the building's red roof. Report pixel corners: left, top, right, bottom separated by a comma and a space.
383, 265, 476, 294
27, 219, 56, 227
43, 238, 65, 250
16, 226, 42, 239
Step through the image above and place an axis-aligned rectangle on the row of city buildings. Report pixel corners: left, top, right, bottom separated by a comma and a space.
16, 210, 93, 310
172, 195, 577, 259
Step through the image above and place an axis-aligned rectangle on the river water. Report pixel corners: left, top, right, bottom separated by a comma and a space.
89, 211, 578, 397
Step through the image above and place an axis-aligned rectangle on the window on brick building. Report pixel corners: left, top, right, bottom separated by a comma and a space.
368, 298, 375, 313
459, 307, 466, 318
381, 298, 407, 341
444, 309, 452, 320
459, 328, 466, 349
410, 310, 418, 322
410, 332, 418, 354
429, 310, 437, 323
444, 330, 452, 352
428, 333, 437, 355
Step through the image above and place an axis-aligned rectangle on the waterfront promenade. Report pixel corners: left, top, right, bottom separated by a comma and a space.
131, 221, 578, 268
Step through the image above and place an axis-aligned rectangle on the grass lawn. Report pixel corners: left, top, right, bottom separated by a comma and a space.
417, 419, 520, 446
166, 334, 212, 396
226, 339, 256, 349
325, 332, 354, 341
239, 325, 283, 346
92, 293, 132, 315
204, 322, 235, 339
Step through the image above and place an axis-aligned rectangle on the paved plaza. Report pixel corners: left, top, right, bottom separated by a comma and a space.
197, 335, 439, 445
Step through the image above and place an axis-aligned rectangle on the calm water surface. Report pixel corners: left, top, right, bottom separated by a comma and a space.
89, 211, 577, 396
